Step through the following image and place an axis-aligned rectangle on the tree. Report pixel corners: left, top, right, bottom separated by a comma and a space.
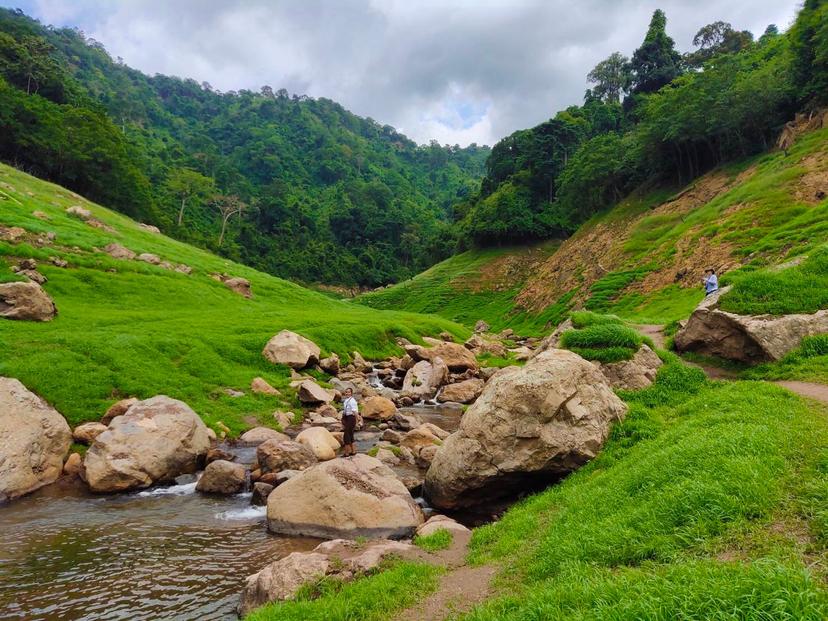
167, 168, 215, 226
587, 52, 631, 103
629, 9, 683, 94
685, 21, 753, 67
212, 194, 246, 246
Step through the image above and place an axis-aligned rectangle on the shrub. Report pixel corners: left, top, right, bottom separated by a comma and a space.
560, 322, 644, 363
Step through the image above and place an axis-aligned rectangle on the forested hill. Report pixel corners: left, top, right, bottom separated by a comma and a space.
0, 8, 489, 286
453, 2, 827, 247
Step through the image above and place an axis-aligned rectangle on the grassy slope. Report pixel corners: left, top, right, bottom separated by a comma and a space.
0, 163, 465, 433
462, 362, 828, 620
357, 242, 567, 336
359, 128, 828, 331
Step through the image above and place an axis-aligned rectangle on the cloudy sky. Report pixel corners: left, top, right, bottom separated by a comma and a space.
6, 0, 799, 146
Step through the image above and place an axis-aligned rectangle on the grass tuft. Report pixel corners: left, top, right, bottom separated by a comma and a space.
414, 528, 453, 552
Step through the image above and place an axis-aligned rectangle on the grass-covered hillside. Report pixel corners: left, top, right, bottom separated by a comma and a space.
0, 163, 465, 433
360, 125, 828, 333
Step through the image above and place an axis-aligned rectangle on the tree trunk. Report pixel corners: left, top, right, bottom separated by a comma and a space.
177, 197, 187, 227
218, 215, 229, 246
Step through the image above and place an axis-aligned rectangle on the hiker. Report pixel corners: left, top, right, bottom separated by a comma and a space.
702, 268, 718, 296
341, 387, 359, 457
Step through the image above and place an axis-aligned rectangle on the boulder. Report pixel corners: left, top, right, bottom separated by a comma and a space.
18, 268, 47, 285
63, 452, 82, 477
400, 425, 442, 456
251, 377, 280, 396
0, 377, 72, 501
252, 482, 274, 506
407, 340, 479, 372
262, 330, 321, 369
206, 447, 235, 464
417, 445, 439, 467
295, 427, 340, 461
437, 378, 485, 404
393, 411, 422, 431
402, 358, 449, 401
297, 380, 334, 404
72, 422, 108, 445
361, 396, 397, 421
424, 349, 627, 509
82, 396, 211, 492
375, 448, 400, 466
224, 277, 252, 298
474, 320, 490, 333
273, 411, 294, 429
351, 351, 373, 373
674, 288, 828, 363
138, 223, 161, 234
596, 344, 663, 390
66, 205, 91, 220
257, 439, 316, 473
381, 429, 402, 444
464, 334, 507, 358
238, 539, 415, 616
104, 243, 136, 260
0, 281, 57, 321
196, 459, 247, 494
319, 353, 340, 375
136, 253, 161, 265
416, 514, 470, 537
101, 397, 138, 425
240, 427, 289, 444
267, 454, 423, 539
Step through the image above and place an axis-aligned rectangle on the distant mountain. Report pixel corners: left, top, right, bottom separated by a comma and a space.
0, 8, 489, 286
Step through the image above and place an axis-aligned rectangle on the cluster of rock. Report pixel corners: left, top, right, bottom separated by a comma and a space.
674, 287, 828, 363
104, 243, 193, 275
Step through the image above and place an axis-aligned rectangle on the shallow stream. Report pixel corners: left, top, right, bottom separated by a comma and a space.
0, 404, 464, 620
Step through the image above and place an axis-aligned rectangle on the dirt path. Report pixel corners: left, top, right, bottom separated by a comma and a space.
635, 324, 667, 350
773, 380, 828, 405
394, 529, 497, 621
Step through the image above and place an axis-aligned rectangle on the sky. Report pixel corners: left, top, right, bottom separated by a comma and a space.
4, 0, 800, 146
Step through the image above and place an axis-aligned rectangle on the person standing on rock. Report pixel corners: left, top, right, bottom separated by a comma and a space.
703, 268, 719, 296
341, 388, 359, 457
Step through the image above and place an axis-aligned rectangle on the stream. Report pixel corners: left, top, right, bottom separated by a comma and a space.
0, 404, 463, 620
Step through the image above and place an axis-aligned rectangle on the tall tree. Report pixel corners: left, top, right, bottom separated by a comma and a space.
167, 168, 215, 226
587, 52, 631, 103
629, 9, 683, 94
685, 21, 753, 67
212, 194, 246, 246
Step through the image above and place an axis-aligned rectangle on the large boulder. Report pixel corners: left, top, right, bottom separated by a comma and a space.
295, 427, 340, 461
224, 277, 252, 298
196, 459, 247, 494
674, 288, 828, 363
297, 380, 334, 404
238, 539, 415, 616
596, 345, 663, 390
424, 349, 627, 509
0, 281, 57, 321
82, 396, 211, 492
267, 454, 423, 539
257, 439, 317, 473
402, 358, 449, 401
240, 427, 289, 444
262, 330, 321, 369
104, 243, 136, 260
0, 378, 72, 501
406, 339, 479, 372
361, 395, 397, 421
464, 334, 506, 358
437, 378, 485, 404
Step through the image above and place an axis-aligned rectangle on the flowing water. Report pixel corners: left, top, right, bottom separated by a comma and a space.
0, 406, 465, 620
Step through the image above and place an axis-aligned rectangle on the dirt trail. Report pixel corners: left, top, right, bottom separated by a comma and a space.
394, 529, 497, 621
773, 381, 828, 405
635, 324, 667, 350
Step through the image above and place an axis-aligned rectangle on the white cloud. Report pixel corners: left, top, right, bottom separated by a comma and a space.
9, 0, 800, 146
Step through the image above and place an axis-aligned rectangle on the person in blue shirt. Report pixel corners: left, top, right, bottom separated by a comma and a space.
703, 268, 718, 296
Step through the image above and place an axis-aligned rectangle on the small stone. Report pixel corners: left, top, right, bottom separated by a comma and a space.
252, 482, 274, 506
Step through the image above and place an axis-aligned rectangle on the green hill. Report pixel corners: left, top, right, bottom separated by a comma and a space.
0, 8, 488, 287
0, 163, 464, 433
359, 124, 828, 335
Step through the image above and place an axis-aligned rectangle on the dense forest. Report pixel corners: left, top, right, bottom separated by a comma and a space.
455, 1, 828, 246
0, 8, 488, 286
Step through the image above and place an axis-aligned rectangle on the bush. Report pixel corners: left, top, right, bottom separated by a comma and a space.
569, 310, 623, 329
799, 334, 828, 358
560, 322, 644, 363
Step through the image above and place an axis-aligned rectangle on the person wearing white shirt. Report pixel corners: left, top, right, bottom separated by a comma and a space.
341, 388, 359, 457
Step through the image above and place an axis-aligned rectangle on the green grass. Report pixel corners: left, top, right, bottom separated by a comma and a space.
719, 246, 828, 316
559, 321, 648, 363
414, 528, 453, 552
603, 284, 703, 325
461, 360, 828, 620
245, 561, 442, 621
584, 266, 653, 313
356, 243, 570, 336
0, 164, 465, 433
743, 334, 828, 384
